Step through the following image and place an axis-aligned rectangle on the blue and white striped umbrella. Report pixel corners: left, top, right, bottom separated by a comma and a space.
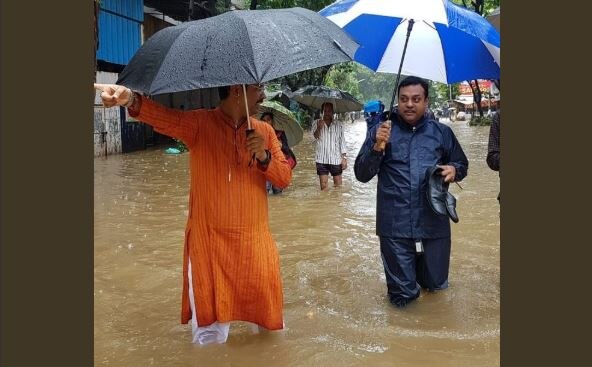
319, 0, 500, 84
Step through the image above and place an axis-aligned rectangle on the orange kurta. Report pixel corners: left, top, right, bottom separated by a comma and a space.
130, 96, 292, 330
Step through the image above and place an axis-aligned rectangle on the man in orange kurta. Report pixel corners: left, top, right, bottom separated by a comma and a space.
95, 83, 292, 344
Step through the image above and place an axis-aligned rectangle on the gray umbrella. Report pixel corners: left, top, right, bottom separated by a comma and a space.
256, 100, 303, 147
117, 7, 358, 95
292, 85, 363, 113
265, 87, 294, 109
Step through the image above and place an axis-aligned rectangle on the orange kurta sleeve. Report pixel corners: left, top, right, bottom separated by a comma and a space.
128, 95, 201, 147
256, 121, 292, 189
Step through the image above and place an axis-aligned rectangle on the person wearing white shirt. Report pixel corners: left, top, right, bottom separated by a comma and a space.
311, 102, 347, 190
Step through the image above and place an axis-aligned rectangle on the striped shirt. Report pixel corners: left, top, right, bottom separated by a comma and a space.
311, 118, 347, 165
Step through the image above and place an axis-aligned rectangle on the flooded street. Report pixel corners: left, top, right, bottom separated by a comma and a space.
94, 118, 500, 366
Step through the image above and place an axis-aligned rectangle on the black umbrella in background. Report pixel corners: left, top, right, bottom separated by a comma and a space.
292, 85, 363, 114
117, 7, 358, 128
265, 87, 294, 109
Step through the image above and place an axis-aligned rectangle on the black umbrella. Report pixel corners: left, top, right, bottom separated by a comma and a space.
117, 7, 358, 95
292, 85, 363, 113
264, 87, 294, 109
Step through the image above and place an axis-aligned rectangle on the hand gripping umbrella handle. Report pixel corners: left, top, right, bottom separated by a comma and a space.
376, 120, 392, 151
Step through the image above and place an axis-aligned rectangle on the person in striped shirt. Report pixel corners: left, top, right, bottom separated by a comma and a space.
311, 102, 348, 190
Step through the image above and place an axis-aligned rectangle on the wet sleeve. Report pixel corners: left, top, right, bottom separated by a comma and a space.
354, 125, 384, 183
444, 126, 469, 182
260, 123, 292, 189
311, 119, 319, 140
128, 95, 199, 147
340, 123, 347, 155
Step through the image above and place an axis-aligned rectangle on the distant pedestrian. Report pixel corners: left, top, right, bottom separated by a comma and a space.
312, 102, 348, 190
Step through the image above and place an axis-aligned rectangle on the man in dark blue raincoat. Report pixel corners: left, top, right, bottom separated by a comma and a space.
354, 76, 469, 307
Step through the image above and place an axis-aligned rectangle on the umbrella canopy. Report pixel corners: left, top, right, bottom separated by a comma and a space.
363, 100, 385, 114
319, 0, 500, 84
117, 7, 359, 95
256, 100, 304, 147
292, 85, 363, 113
264, 87, 294, 108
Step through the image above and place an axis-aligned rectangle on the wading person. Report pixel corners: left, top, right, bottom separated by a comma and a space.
354, 76, 469, 307
311, 102, 348, 190
95, 82, 292, 344
260, 111, 297, 194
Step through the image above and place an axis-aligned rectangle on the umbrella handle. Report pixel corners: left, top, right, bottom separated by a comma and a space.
387, 19, 415, 120
242, 84, 251, 130
376, 120, 392, 150
246, 128, 256, 166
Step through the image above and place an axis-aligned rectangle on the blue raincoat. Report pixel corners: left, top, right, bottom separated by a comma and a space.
354, 116, 468, 239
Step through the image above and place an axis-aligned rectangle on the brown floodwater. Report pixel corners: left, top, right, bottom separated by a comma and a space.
94, 118, 500, 366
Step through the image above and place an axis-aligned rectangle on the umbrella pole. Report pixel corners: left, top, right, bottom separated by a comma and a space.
243, 84, 257, 166
387, 19, 415, 120
242, 84, 252, 130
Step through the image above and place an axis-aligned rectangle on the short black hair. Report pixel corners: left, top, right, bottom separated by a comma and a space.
398, 76, 429, 99
260, 111, 274, 120
320, 102, 334, 111
218, 86, 230, 100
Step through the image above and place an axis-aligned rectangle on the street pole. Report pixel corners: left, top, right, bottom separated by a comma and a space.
449, 84, 452, 102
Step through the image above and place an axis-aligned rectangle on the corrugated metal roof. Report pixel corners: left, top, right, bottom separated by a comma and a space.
97, 0, 144, 66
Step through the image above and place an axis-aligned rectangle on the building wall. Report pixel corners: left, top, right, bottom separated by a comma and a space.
94, 72, 123, 157
143, 13, 173, 41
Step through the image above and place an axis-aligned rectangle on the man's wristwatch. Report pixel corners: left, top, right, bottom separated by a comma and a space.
256, 150, 271, 165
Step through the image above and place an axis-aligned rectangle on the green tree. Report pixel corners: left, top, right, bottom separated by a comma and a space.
433, 82, 461, 104
452, 0, 500, 16
324, 62, 361, 99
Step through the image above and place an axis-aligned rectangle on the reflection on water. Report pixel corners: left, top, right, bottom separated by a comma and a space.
95, 119, 499, 366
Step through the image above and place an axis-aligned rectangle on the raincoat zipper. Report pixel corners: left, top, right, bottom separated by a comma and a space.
409, 125, 417, 238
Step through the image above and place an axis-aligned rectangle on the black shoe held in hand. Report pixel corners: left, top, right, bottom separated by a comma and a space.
425, 166, 459, 223
445, 192, 459, 223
